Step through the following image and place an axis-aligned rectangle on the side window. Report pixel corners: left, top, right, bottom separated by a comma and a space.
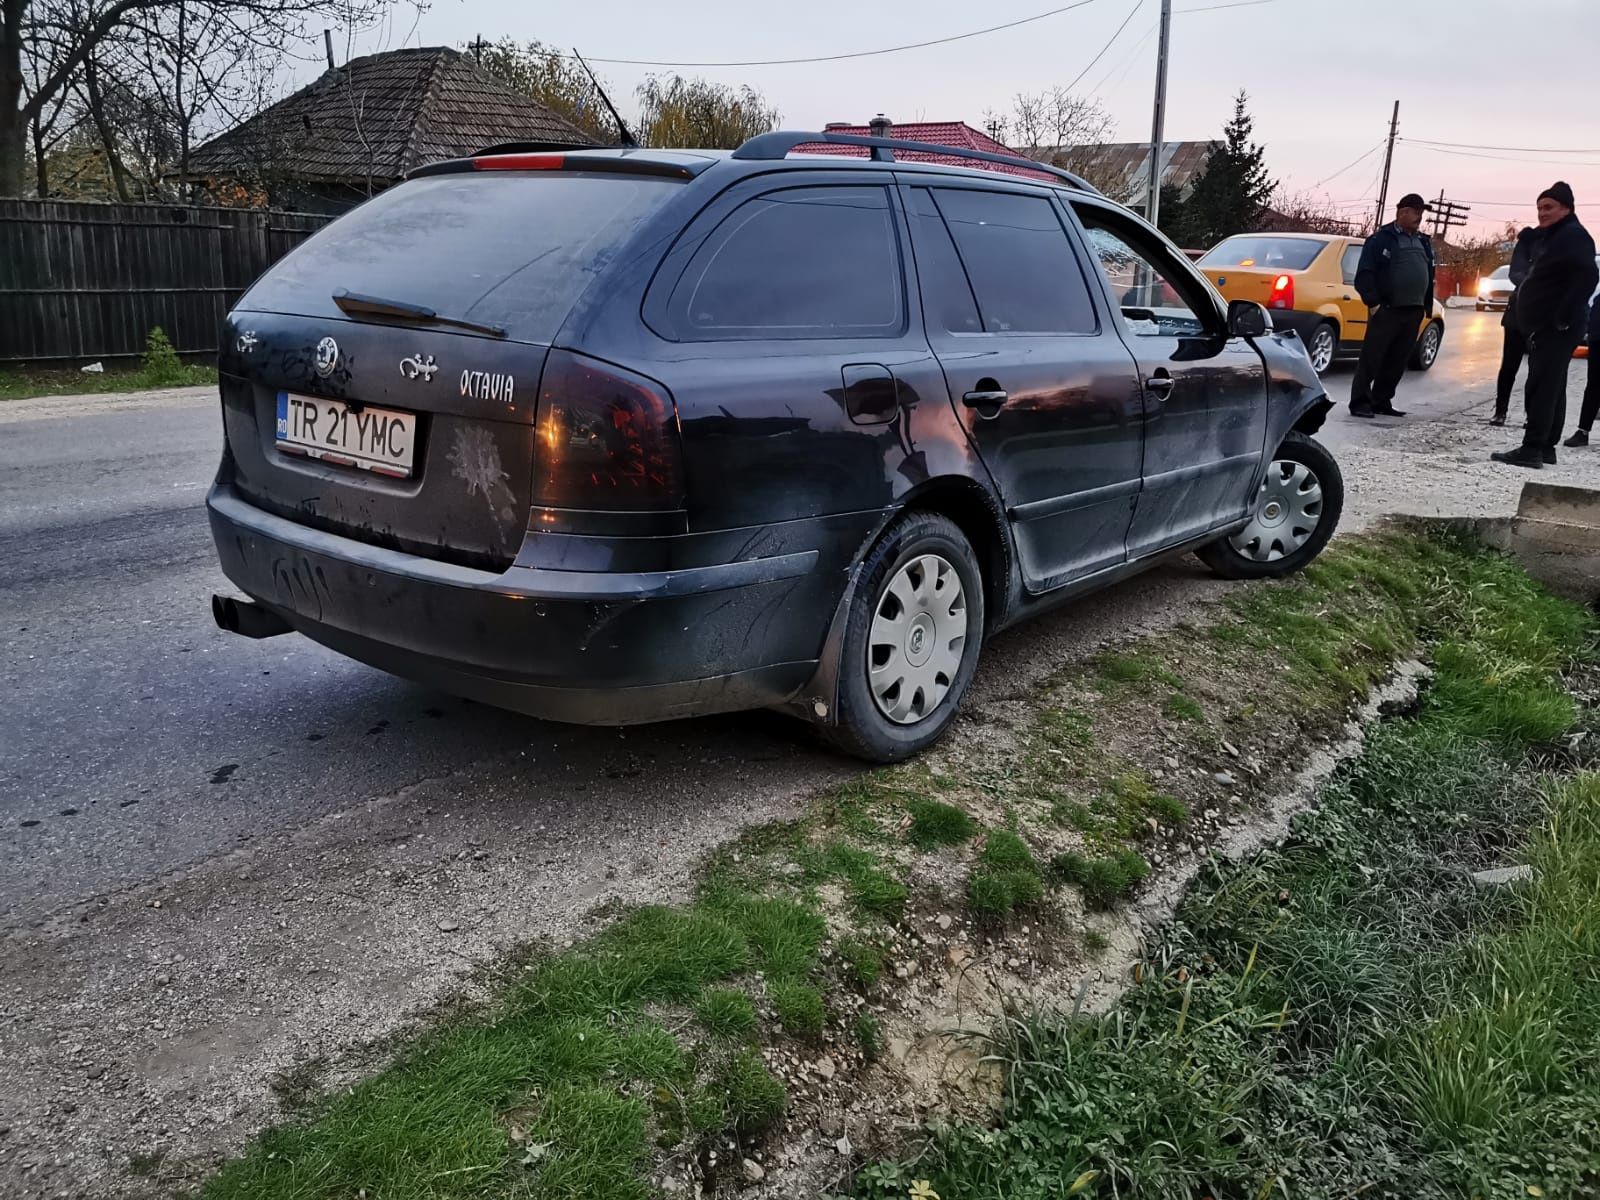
671, 186, 904, 340
1341, 243, 1362, 286
906, 188, 982, 333
1074, 206, 1212, 338
930, 188, 1097, 334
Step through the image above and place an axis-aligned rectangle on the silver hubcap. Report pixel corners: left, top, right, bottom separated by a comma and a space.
1310, 327, 1335, 373
868, 554, 967, 725
1230, 459, 1323, 562
1419, 325, 1440, 365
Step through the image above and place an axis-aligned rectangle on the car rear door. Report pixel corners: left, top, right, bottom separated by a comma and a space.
901, 181, 1144, 593
1070, 199, 1268, 559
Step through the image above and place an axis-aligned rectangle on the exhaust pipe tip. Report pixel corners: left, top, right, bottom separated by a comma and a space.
211, 594, 292, 639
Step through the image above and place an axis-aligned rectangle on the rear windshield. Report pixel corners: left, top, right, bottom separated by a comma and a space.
1199, 237, 1327, 271
239, 172, 681, 341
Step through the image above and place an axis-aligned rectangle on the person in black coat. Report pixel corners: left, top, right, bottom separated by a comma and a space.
1349, 194, 1435, 419
1490, 226, 1539, 425
1493, 182, 1600, 467
1560, 294, 1600, 446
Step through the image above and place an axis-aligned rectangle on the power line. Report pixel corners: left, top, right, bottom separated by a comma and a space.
1402, 141, 1600, 168
1064, 0, 1144, 93
1094, 22, 1156, 94
1176, 0, 1276, 12
1309, 142, 1383, 190
572, 0, 1102, 67
1406, 137, 1600, 156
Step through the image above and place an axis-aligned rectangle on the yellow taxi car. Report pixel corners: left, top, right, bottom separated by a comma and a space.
1197, 232, 1446, 376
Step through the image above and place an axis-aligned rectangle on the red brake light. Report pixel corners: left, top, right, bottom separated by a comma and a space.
533, 351, 684, 514
473, 153, 566, 171
1269, 273, 1295, 310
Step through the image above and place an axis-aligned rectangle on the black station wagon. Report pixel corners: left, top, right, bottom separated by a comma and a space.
208, 130, 1341, 762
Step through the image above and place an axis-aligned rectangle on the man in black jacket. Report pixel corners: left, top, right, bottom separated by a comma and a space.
1492, 182, 1599, 467
1559, 295, 1600, 447
1350, 194, 1435, 418
1490, 226, 1539, 425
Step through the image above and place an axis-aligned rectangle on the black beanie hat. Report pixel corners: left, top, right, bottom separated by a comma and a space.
1539, 181, 1576, 209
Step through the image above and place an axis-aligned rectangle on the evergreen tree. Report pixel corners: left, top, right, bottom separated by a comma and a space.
1163, 92, 1275, 249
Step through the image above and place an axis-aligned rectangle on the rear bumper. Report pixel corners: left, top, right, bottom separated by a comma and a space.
1265, 308, 1327, 341
207, 482, 850, 724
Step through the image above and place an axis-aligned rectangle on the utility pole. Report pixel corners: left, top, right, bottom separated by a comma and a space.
1373, 100, 1399, 234
1145, 0, 1173, 227
1428, 191, 1470, 240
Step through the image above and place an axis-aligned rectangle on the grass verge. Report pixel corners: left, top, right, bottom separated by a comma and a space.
1, 330, 214, 400
198, 528, 1597, 1200
851, 537, 1598, 1199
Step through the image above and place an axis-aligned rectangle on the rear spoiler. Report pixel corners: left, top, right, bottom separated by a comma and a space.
408, 148, 710, 182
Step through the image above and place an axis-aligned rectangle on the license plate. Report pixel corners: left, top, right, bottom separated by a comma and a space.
275, 392, 416, 478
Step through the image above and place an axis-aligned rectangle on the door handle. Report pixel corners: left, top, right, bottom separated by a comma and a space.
1144, 373, 1175, 400
962, 389, 1009, 408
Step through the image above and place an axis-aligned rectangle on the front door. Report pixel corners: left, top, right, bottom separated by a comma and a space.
1070, 201, 1269, 559
902, 182, 1145, 593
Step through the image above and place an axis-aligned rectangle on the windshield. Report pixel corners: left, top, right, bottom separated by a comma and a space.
1199, 237, 1327, 271
240, 172, 682, 342
1489, 265, 1511, 280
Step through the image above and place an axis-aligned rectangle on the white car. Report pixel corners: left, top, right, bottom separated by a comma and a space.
1477, 265, 1513, 311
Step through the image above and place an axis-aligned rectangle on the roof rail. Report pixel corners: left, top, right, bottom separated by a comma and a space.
732, 130, 1103, 196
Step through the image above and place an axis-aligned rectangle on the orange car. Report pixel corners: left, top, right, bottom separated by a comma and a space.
1198, 233, 1446, 377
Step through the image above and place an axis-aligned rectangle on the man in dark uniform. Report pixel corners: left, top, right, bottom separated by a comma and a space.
1349, 194, 1435, 419
1490, 225, 1539, 426
1559, 293, 1600, 447
1492, 182, 1598, 468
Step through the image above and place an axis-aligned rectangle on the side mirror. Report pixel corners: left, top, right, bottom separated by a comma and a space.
1228, 299, 1272, 339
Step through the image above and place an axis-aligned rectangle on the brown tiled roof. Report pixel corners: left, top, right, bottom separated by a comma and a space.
187, 47, 596, 184
1054, 140, 1218, 198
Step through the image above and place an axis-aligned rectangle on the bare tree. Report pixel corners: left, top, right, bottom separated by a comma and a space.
1437, 232, 1509, 297
987, 87, 1129, 197
3, 0, 408, 197
1256, 188, 1355, 236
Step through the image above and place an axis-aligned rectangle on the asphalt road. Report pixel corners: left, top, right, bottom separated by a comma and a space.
0, 309, 1554, 929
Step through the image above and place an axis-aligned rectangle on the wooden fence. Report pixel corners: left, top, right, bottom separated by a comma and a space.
0, 199, 331, 365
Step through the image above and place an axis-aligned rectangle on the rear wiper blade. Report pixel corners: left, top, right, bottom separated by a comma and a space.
332, 289, 506, 338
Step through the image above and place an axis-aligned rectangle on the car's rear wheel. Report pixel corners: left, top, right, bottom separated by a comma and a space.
1410, 320, 1443, 370
1196, 432, 1343, 580
825, 512, 985, 763
1306, 321, 1337, 375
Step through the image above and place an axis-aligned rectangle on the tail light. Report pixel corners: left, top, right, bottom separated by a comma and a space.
533, 350, 685, 516
1269, 273, 1295, 310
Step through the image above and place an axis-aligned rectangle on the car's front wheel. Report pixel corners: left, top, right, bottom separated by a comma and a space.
1409, 320, 1443, 370
1196, 432, 1343, 580
1306, 321, 1338, 376
826, 512, 985, 763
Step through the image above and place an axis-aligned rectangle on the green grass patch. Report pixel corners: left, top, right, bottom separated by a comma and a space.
1163, 692, 1204, 722
905, 798, 976, 848
1094, 651, 1179, 690
978, 829, 1038, 874
1049, 849, 1150, 909
694, 989, 756, 1039
855, 531, 1600, 1200
836, 937, 884, 989
770, 979, 826, 1039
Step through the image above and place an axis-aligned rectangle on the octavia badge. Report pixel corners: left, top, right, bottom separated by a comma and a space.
399, 353, 438, 381
314, 336, 340, 377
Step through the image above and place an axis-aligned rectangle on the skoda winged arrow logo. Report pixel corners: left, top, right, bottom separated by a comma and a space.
313, 336, 339, 377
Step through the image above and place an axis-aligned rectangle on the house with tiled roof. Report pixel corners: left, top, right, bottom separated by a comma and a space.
184, 47, 597, 213
792, 118, 1056, 182
797, 118, 1216, 214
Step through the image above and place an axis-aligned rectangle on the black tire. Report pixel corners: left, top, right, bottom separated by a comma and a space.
1305, 321, 1338, 376
824, 512, 985, 763
1196, 432, 1343, 581
1409, 319, 1443, 370
1476, 302, 1487, 312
